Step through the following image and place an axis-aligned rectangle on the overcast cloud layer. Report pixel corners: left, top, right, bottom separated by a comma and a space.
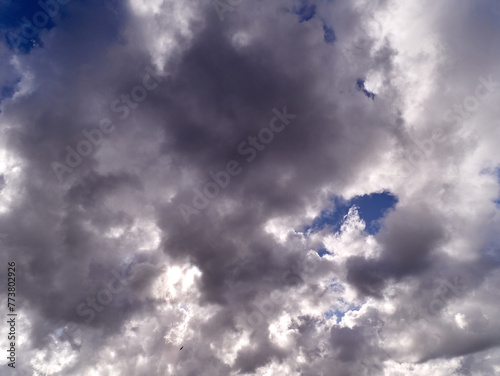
1, 0, 500, 375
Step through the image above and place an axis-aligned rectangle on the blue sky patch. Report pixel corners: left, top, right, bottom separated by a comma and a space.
325, 309, 342, 322
0, 0, 51, 29
291, 2, 336, 45
306, 191, 398, 235
325, 305, 361, 323
317, 248, 331, 257
1, 85, 15, 99
481, 166, 500, 206
356, 79, 376, 100
294, 0, 316, 22
1, 0, 57, 54
323, 24, 336, 44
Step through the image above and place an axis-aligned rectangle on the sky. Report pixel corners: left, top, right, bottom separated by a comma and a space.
0, 0, 499, 375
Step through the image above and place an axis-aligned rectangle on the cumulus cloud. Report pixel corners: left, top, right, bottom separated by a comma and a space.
0, 0, 499, 374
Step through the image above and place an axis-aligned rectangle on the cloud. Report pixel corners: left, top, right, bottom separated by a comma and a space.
0, 0, 499, 374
